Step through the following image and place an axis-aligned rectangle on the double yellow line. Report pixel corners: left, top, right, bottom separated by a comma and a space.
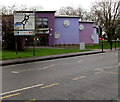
0, 92, 20, 99
0, 83, 59, 100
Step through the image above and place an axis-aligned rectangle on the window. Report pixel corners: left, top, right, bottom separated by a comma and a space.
36, 18, 48, 29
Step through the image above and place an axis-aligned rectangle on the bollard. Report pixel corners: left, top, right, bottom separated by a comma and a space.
80, 42, 85, 50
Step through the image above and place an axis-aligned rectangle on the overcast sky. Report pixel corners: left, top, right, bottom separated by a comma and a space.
0, 0, 99, 11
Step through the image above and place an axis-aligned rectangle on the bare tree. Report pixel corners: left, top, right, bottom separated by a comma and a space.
58, 6, 77, 15
57, 6, 93, 21
29, 5, 43, 11
91, 0, 120, 50
76, 7, 88, 21
1, 4, 27, 15
1, 5, 28, 50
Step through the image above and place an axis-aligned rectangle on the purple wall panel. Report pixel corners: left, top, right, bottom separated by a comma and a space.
55, 17, 79, 45
35, 13, 55, 46
79, 22, 94, 44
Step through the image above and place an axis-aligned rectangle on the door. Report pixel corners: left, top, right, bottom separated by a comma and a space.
39, 35, 48, 46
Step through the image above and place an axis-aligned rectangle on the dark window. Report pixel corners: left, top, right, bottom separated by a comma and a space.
36, 18, 48, 29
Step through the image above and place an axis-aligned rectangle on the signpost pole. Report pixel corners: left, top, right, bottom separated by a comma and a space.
15, 36, 18, 55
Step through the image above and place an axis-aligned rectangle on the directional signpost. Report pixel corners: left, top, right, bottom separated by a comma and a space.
14, 11, 35, 55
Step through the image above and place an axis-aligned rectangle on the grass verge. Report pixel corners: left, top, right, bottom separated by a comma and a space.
86, 40, 120, 49
1, 48, 90, 60
1, 40, 120, 60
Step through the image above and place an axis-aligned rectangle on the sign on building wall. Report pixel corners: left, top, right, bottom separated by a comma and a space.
14, 12, 35, 35
14, 30, 34, 35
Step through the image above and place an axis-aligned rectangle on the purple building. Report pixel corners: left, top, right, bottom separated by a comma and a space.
79, 21, 99, 44
54, 16, 80, 46
54, 16, 99, 46
14, 11, 99, 46
35, 11, 56, 46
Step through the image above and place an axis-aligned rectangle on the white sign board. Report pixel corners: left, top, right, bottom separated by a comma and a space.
14, 31, 34, 35
14, 12, 35, 35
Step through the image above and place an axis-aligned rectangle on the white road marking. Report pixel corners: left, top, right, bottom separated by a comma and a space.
73, 76, 87, 80
77, 60, 83, 63
93, 68, 104, 71
42, 67, 48, 69
42, 64, 55, 69
56, 60, 83, 65
94, 65, 118, 71
3, 56, 85, 68
0, 83, 44, 96
11, 64, 55, 73
11, 71, 19, 74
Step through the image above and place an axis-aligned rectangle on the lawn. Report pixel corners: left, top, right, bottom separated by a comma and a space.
1, 40, 120, 60
86, 40, 120, 49
1, 48, 89, 60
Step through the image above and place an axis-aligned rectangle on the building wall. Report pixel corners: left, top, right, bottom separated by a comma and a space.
54, 17, 79, 45
35, 12, 55, 46
79, 22, 95, 44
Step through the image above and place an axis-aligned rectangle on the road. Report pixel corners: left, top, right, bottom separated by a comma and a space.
1, 50, 119, 101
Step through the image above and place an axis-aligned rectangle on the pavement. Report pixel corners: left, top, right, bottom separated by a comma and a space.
1, 50, 105, 66
1, 48, 119, 66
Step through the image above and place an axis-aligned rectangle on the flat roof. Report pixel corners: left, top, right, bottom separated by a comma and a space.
35, 11, 56, 13
79, 20, 95, 23
14, 11, 56, 13
55, 15, 79, 18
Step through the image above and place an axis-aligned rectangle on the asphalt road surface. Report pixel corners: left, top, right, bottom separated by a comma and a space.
1, 50, 119, 101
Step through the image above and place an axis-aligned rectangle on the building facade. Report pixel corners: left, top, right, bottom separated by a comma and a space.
13, 11, 99, 46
